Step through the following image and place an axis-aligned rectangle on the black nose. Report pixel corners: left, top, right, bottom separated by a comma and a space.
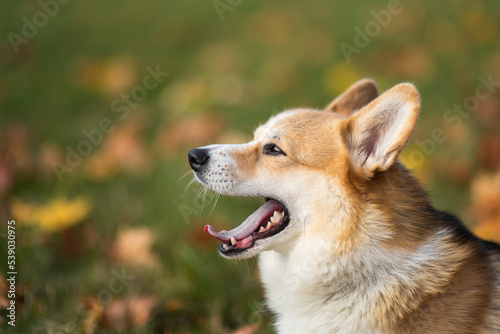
188, 148, 210, 171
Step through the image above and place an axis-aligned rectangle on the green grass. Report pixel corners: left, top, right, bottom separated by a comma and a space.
1, 0, 500, 332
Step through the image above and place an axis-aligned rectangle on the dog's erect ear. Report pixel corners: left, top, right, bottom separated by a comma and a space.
325, 79, 379, 116
344, 83, 420, 178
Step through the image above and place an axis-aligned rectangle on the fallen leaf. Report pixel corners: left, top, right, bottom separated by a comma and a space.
101, 299, 127, 330
470, 168, 500, 243
126, 296, 158, 328
11, 197, 91, 233
70, 57, 136, 96
470, 170, 500, 221
84, 117, 150, 180
165, 298, 184, 312
474, 218, 500, 244
80, 297, 104, 334
110, 227, 158, 267
100, 296, 158, 330
231, 323, 260, 334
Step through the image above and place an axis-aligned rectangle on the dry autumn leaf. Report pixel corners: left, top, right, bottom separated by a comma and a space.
70, 57, 136, 96
475, 219, 500, 244
99, 296, 158, 331
111, 227, 158, 267
84, 117, 150, 180
80, 297, 104, 334
231, 323, 260, 334
11, 197, 91, 232
470, 168, 500, 243
126, 296, 158, 328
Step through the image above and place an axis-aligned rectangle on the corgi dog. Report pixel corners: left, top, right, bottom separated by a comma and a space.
188, 80, 500, 333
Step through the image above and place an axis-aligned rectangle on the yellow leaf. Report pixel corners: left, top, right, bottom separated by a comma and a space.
11, 197, 91, 232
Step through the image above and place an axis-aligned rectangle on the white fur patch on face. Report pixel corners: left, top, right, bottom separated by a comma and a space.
254, 109, 303, 142
192, 143, 242, 195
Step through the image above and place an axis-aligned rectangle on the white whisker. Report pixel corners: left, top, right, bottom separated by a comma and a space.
182, 177, 198, 198
177, 170, 194, 183
207, 192, 221, 216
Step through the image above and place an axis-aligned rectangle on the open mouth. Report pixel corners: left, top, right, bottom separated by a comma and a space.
204, 199, 290, 256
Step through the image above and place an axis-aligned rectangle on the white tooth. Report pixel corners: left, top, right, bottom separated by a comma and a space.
278, 211, 284, 220
231, 237, 236, 245
259, 226, 265, 232
267, 222, 273, 229
273, 211, 280, 219
222, 244, 229, 249
270, 216, 277, 223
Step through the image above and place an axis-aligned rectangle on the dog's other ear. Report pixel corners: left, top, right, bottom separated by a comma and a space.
325, 79, 379, 116
344, 83, 420, 178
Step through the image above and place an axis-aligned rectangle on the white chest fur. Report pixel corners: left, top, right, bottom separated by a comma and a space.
257, 231, 455, 334
258, 249, 380, 334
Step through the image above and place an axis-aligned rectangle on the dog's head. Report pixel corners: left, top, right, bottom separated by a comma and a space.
188, 79, 420, 258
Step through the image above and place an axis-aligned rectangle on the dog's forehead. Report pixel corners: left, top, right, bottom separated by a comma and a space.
254, 109, 313, 140
254, 108, 342, 141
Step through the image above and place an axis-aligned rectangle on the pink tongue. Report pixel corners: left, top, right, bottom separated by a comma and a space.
204, 200, 284, 242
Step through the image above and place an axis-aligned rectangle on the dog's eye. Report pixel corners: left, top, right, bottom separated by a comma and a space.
263, 143, 286, 156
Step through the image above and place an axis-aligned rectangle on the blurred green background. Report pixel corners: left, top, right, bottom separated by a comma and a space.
1, 0, 500, 332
